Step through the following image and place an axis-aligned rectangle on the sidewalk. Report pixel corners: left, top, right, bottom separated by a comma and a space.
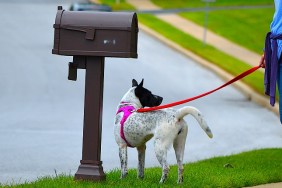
127, 1, 282, 188
127, 0, 261, 67
247, 182, 282, 188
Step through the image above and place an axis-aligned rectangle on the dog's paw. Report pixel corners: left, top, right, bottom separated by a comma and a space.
177, 168, 184, 184
177, 177, 183, 184
159, 179, 165, 184
159, 175, 167, 184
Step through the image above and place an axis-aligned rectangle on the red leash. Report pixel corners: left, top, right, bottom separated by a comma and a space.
137, 65, 261, 113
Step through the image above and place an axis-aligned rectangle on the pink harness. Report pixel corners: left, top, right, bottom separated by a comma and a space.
116, 105, 136, 147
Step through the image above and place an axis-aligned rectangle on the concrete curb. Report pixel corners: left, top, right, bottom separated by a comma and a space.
139, 23, 279, 116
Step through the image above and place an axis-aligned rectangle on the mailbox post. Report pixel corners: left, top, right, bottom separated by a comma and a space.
72, 56, 106, 181
52, 6, 138, 181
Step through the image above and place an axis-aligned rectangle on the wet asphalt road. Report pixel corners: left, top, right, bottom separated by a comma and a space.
0, 1, 282, 184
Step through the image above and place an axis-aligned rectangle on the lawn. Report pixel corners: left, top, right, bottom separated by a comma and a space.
151, 0, 274, 8
180, 8, 274, 54
138, 14, 264, 95
3, 148, 282, 187
152, 0, 274, 54
100, 0, 135, 10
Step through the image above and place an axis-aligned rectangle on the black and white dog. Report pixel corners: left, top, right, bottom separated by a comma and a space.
114, 79, 213, 183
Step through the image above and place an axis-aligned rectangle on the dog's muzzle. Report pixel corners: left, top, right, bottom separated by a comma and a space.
153, 95, 163, 106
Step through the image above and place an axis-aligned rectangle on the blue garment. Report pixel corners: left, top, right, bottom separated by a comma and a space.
270, 0, 282, 123
264, 33, 282, 106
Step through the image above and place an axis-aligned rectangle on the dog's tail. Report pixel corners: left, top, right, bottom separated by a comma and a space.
176, 106, 213, 138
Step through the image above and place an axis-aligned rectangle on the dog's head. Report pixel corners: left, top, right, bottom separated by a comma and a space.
132, 79, 163, 107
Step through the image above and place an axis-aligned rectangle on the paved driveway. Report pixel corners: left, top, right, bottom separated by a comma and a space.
0, 1, 281, 184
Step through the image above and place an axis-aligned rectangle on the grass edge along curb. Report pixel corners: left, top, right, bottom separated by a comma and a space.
137, 14, 279, 115
4, 148, 282, 188
137, 14, 262, 93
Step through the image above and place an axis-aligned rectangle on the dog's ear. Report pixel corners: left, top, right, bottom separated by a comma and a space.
139, 79, 144, 87
132, 79, 138, 87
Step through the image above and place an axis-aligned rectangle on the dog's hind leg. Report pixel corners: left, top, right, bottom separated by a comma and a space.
154, 139, 170, 184
173, 121, 188, 184
137, 144, 146, 179
119, 144, 128, 179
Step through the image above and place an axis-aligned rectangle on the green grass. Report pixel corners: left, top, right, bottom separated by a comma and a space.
180, 8, 274, 54
138, 14, 265, 95
99, 0, 135, 10
3, 148, 282, 187
151, 0, 273, 8
152, 0, 274, 54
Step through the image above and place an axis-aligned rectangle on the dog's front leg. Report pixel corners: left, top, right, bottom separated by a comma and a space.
119, 144, 128, 179
137, 145, 146, 179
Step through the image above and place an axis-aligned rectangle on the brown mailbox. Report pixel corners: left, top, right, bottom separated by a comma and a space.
52, 6, 139, 182
52, 7, 138, 58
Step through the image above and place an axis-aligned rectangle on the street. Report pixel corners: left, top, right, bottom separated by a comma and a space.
0, 0, 281, 184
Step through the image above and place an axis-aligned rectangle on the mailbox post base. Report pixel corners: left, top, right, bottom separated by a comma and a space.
74, 161, 106, 181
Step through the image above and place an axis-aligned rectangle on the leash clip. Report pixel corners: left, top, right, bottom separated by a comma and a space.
131, 109, 137, 113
